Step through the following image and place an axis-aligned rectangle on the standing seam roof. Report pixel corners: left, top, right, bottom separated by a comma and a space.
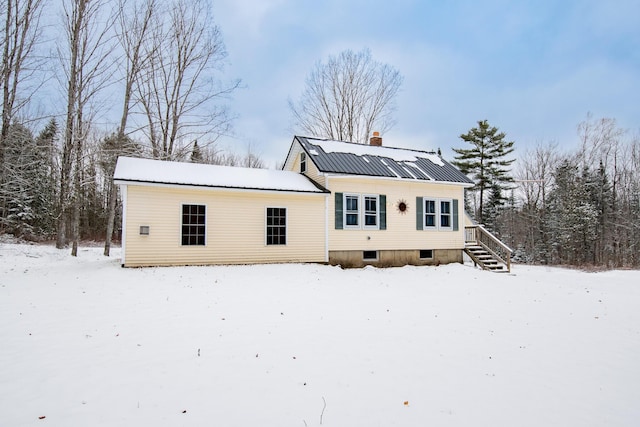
296, 136, 473, 184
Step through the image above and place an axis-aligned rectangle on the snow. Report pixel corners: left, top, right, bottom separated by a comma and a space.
308, 138, 446, 166
2, 243, 640, 426
113, 157, 326, 193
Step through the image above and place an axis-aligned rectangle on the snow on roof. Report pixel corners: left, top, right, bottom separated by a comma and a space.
114, 157, 327, 193
309, 138, 445, 166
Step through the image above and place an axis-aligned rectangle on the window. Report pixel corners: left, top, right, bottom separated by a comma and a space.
266, 207, 286, 245
139, 226, 150, 235
419, 249, 433, 259
182, 204, 206, 245
300, 152, 306, 173
363, 250, 378, 261
364, 195, 378, 227
345, 194, 359, 227
335, 193, 386, 230
424, 199, 436, 228
417, 197, 457, 231
440, 200, 451, 229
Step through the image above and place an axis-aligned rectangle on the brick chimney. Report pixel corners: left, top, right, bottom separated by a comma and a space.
369, 131, 382, 146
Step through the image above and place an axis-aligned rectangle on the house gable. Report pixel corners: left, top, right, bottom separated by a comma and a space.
288, 135, 474, 185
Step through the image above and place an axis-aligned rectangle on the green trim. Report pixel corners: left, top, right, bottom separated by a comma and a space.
416, 196, 423, 230
335, 192, 343, 229
453, 199, 459, 231
380, 195, 386, 230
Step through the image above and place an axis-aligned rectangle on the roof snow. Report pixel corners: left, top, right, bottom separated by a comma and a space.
310, 138, 445, 167
114, 157, 327, 193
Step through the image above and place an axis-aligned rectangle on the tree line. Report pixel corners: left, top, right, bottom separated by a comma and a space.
0, 0, 260, 255
2, 1, 638, 268
458, 116, 640, 268
1, 5, 405, 258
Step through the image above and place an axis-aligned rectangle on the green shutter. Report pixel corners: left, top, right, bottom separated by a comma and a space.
453, 199, 459, 231
416, 197, 423, 230
379, 195, 386, 230
335, 192, 343, 229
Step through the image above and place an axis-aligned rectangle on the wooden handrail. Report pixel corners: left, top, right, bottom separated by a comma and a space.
465, 225, 512, 272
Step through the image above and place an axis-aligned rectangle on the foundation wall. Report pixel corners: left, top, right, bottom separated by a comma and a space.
329, 249, 463, 268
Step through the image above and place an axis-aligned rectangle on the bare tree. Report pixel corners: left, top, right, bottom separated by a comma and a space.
57, 0, 115, 254
0, 0, 45, 224
512, 141, 559, 262
103, 0, 156, 256
289, 48, 403, 144
135, 0, 240, 160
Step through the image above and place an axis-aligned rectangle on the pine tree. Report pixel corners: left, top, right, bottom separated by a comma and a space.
190, 141, 203, 163
452, 120, 515, 223
484, 182, 507, 233
0, 122, 57, 238
32, 119, 59, 236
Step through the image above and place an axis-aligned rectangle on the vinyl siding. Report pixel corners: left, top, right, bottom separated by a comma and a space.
122, 184, 327, 266
327, 177, 466, 251
283, 141, 327, 187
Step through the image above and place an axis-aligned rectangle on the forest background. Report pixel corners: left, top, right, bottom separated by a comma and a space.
1, 0, 638, 268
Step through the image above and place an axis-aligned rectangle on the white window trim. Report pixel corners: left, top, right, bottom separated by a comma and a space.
363, 194, 380, 230
180, 203, 207, 246
419, 249, 434, 259
343, 193, 380, 230
343, 193, 361, 229
439, 199, 453, 231
300, 152, 306, 173
422, 197, 453, 231
423, 198, 437, 230
363, 250, 379, 261
265, 206, 287, 246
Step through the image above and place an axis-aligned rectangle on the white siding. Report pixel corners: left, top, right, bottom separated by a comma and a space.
328, 177, 466, 251
282, 140, 326, 187
121, 185, 327, 267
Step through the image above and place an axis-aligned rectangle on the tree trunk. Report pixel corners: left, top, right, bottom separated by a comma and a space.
103, 179, 117, 255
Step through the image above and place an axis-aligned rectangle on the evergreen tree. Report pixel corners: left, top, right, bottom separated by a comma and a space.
1, 124, 35, 235
0, 122, 57, 238
484, 182, 507, 233
32, 119, 59, 236
190, 141, 203, 163
547, 159, 599, 265
453, 120, 515, 223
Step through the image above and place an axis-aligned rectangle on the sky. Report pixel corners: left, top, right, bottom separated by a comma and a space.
208, 0, 639, 167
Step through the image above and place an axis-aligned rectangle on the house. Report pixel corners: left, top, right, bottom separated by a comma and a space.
114, 134, 511, 269
113, 157, 329, 267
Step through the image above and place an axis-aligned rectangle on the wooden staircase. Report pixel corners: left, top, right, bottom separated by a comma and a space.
464, 225, 512, 273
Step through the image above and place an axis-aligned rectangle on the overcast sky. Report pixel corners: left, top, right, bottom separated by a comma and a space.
207, 0, 638, 167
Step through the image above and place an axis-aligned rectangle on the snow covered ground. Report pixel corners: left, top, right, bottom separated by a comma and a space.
1, 243, 639, 427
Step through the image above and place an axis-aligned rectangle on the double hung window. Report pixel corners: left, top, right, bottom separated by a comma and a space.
335, 193, 386, 230
424, 199, 436, 228
345, 194, 360, 227
364, 196, 378, 227
418, 197, 456, 231
440, 200, 451, 228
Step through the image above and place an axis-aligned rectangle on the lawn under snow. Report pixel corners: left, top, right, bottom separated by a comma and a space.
1, 243, 639, 427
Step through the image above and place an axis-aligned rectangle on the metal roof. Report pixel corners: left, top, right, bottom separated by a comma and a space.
295, 136, 474, 185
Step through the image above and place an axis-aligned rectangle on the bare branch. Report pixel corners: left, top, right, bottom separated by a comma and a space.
289, 48, 402, 144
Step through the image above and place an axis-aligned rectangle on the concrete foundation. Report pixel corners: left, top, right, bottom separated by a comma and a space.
328, 249, 463, 268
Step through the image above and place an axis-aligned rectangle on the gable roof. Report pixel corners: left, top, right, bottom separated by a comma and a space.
293, 136, 474, 185
114, 156, 329, 194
